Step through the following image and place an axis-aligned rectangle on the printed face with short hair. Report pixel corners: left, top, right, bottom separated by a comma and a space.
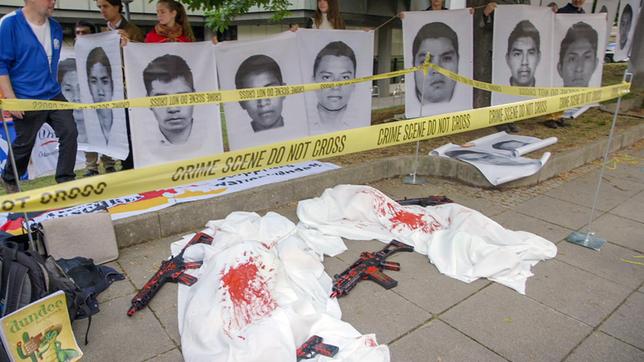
239, 72, 285, 130
148, 77, 194, 141
61, 70, 84, 122
506, 37, 540, 86
314, 55, 355, 112
558, 38, 597, 87
88, 62, 113, 102
414, 37, 458, 104
619, 10, 632, 49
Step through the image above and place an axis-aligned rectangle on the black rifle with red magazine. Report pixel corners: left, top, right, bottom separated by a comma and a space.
296, 335, 339, 361
127, 232, 213, 316
331, 240, 414, 298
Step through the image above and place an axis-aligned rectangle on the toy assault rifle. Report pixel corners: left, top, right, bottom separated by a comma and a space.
397, 195, 453, 207
127, 232, 213, 316
296, 335, 339, 361
331, 240, 414, 298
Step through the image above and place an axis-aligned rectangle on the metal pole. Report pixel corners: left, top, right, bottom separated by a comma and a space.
123, 0, 133, 21
565, 71, 633, 251
403, 57, 430, 185
0, 109, 36, 250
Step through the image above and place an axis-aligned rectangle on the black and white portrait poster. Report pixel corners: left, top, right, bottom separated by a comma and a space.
432, 132, 553, 186
402, 9, 473, 119
124, 42, 224, 168
594, 0, 619, 48
58, 46, 90, 150
553, 14, 606, 88
75, 31, 129, 159
492, 5, 554, 106
216, 32, 309, 150
615, 0, 640, 61
296, 29, 374, 135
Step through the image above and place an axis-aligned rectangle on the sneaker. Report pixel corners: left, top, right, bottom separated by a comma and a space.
543, 120, 559, 129
1, 178, 19, 194
104, 167, 116, 173
84, 169, 99, 177
507, 123, 520, 133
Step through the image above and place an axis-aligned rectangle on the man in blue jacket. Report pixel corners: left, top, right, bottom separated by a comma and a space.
0, 0, 78, 193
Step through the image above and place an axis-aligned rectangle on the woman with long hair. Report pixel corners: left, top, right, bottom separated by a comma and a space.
145, 0, 196, 43
291, 0, 346, 31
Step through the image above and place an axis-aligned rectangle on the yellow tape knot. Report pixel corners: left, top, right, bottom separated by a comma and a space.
422, 52, 431, 76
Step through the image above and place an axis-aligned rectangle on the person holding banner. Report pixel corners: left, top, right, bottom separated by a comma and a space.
145, 0, 195, 43
291, 0, 346, 30
0, 0, 78, 193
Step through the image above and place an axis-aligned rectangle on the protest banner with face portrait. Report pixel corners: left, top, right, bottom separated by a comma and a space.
75, 31, 129, 159
615, 0, 640, 61
553, 14, 606, 88
124, 42, 224, 168
402, 9, 473, 119
216, 32, 309, 150
492, 5, 555, 106
593, 0, 619, 49
296, 29, 374, 136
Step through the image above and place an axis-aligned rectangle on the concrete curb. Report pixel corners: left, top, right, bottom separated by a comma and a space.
114, 122, 644, 249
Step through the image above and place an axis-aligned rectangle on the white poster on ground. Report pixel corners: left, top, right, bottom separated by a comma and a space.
553, 14, 607, 88
402, 9, 473, 118
492, 5, 554, 106
432, 132, 554, 185
615, 0, 640, 61
594, 0, 619, 48
296, 29, 374, 135
216, 32, 309, 150
124, 42, 224, 168
74, 31, 129, 160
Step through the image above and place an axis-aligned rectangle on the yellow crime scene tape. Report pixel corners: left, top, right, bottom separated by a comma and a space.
0, 58, 631, 213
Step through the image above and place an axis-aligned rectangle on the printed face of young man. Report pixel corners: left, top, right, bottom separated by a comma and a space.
414, 37, 458, 104
239, 72, 285, 130
61, 70, 84, 122
314, 55, 355, 112
148, 77, 194, 141
88, 62, 113, 102
506, 37, 540, 86
558, 38, 597, 87
619, 10, 632, 49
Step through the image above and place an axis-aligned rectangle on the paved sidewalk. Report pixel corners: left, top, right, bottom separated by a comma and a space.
74, 145, 644, 362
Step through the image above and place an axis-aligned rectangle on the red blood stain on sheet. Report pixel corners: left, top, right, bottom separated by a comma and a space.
138, 188, 178, 200
367, 190, 443, 234
220, 257, 277, 337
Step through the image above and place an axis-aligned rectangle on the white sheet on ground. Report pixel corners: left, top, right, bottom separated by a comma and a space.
296, 185, 557, 294
172, 211, 389, 362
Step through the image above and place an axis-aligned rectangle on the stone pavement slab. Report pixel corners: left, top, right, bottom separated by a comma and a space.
590, 212, 644, 252
599, 291, 644, 350
565, 332, 644, 362
526, 260, 632, 327
609, 190, 644, 224
72, 294, 176, 361
98, 261, 136, 303
493, 210, 573, 243
441, 284, 592, 362
545, 170, 643, 212
146, 348, 183, 362
389, 320, 505, 362
336, 281, 431, 344
387, 247, 490, 314
556, 241, 644, 289
513, 195, 597, 230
